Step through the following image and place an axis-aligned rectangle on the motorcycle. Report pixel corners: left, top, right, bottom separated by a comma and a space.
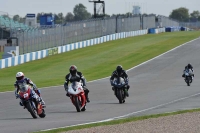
113, 77, 127, 104
68, 81, 86, 112
17, 80, 46, 119
184, 69, 193, 86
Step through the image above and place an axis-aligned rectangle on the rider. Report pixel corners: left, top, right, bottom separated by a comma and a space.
182, 63, 194, 79
14, 72, 45, 106
64, 65, 90, 103
110, 65, 130, 97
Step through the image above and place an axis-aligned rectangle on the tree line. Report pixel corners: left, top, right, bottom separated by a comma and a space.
169, 7, 200, 22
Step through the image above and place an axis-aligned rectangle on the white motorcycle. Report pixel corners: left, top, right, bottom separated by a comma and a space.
68, 81, 86, 112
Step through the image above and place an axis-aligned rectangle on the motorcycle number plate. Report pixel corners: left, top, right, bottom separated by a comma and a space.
23, 93, 28, 98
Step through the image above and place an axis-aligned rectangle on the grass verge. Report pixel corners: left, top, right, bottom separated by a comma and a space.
0, 31, 200, 92
34, 108, 200, 133
0, 52, 3, 59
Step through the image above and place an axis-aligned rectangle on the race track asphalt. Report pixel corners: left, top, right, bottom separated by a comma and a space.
1, 37, 200, 133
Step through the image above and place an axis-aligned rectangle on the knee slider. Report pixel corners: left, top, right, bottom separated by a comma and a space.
127, 85, 130, 90
37, 89, 41, 94
84, 89, 89, 93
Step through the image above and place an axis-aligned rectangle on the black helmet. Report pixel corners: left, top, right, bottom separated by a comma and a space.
116, 65, 123, 75
188, 63, 191, 67
69, 65, 77, 76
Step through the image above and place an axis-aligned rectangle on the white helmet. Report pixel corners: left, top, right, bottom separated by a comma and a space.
16, 72, 24, 80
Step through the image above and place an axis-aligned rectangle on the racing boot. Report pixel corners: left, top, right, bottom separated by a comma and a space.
124, 89, 129, 97
125, 85, 130, 97
84, 89, 90, 103
85, 93, 90, 103
38, 97, 46, 108
19, 101, 23, 106
35, 90, 46, 107
66, 92, 70, 97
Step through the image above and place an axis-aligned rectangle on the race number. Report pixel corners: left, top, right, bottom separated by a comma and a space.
23, 93, 28, 98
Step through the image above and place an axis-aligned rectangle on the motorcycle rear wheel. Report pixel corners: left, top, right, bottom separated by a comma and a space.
39, 109, 46, 118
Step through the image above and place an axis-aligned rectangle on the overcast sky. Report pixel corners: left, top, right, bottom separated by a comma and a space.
1, 0, 199, 17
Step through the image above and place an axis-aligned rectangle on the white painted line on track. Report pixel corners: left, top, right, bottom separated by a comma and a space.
41, 92, 200, 132
1, 37, 199, 94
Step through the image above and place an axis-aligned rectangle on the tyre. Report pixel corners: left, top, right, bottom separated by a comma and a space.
39, 109, 46, 118
186, 77, 190, 86
117, 90, 123, 104
81, 105, 86, 111
74, 96, 81, 112
25, 102, 37, 119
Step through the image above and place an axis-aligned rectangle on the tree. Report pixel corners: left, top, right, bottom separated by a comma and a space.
58, 13, 63, 21
169, 7, 189, 22
19, 17, 25, 23
65, 12, 74, 22
13, 15, 20, 22
36, 13, 42, 21
73, 3, 91, 21
53, 13, 59, 21
190, 10, 200, 22
126, 12, 132, 17
190, 10, 200, 18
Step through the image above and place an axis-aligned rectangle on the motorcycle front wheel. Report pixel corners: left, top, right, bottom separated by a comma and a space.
25, 102, 37, 119
117, 90, 123, 104
74, 96, 81, 112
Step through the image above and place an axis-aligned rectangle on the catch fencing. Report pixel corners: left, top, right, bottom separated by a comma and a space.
157, 16, 179, 27
180, 22, 200, 29
0, 14, 180, 55
12, 16, 148, 55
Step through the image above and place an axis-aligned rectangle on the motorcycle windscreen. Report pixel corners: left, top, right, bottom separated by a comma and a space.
71, 81, 79, 91
18, 81, 29, 92
114, 77, 125, 85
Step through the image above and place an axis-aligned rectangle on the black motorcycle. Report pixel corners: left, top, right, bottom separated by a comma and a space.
183, 69, 193, 86
113, 77, 128, 104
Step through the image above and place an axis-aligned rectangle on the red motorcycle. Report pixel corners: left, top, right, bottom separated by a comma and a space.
17, 80, 46, 119
68, 81, 86, 112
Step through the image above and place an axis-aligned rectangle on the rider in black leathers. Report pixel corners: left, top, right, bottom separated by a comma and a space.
64, 65, 90, 102
110, 65, 130, 97
182, 63, 194, 78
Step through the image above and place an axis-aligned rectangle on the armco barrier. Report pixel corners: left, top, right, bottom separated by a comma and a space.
0, 28, 165, 69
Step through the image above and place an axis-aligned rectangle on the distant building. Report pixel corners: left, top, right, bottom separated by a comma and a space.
25, 14, 36, 27
132, 6, 141, 15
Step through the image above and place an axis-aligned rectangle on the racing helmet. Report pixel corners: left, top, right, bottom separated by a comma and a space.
16, 72, 24, 80
116, 65, 123, 75
69, 65, 77, 76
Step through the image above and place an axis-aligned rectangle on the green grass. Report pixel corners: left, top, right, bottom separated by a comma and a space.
34, 108, 200, 133
0, 52, 3, 59
0, 31, 200, 92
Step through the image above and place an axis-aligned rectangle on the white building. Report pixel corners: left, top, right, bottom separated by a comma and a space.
25, 14, 36, 27
132, 6, 141, 15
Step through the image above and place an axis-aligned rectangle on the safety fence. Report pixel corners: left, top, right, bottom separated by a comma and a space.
157, 16, 179, 27
0, 15, 179, 55
180, 22, 200, 29
0, 28, 165, 69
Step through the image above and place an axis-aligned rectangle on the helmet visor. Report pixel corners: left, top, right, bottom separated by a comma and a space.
70, 70, 77, 76
16, 76, 24, 81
